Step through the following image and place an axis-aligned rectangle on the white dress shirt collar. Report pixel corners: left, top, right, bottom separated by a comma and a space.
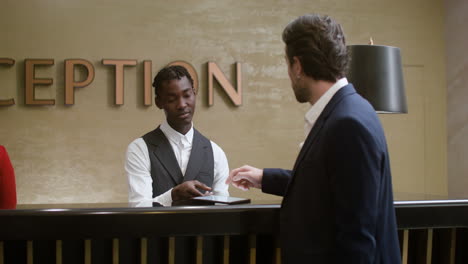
160, 120, 194, 147
305, 78, 348, 129
301, 78, 348, 147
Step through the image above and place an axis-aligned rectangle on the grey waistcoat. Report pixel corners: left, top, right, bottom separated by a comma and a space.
142, 127, 214, 197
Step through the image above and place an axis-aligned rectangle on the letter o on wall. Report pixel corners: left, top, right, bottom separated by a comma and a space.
167, 61, 199, 94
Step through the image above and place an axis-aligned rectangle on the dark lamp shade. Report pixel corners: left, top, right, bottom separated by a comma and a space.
346, 45, 408, 113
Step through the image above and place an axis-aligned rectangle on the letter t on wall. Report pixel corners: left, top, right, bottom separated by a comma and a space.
102, 59, 137, 105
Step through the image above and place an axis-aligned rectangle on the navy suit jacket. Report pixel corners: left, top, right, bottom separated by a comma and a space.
262, 84, 401, 263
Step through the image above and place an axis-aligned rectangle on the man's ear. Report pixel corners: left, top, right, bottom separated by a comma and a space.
292, 56, 303, 77
155, 96, 162, 109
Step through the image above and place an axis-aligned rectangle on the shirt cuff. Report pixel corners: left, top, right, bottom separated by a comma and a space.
153, 188, 173, 206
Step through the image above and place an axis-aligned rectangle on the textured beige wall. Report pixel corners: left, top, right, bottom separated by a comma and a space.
445, 0, 468, 198
0, 0, 447, 204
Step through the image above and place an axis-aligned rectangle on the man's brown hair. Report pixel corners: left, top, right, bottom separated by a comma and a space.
282, 14, 348, 82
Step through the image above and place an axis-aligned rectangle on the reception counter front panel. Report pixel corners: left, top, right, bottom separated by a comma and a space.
1, 200, 468, 264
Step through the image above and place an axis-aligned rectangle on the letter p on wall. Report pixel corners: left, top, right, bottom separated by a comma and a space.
65, 59, 95, 105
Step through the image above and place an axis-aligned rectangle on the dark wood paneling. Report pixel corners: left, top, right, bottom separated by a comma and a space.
2, 201, 468, 263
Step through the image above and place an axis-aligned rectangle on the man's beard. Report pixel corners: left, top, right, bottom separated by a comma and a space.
293, 82, 311, 103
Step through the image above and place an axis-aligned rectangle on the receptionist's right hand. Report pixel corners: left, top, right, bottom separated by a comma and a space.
171, 180, 212, 201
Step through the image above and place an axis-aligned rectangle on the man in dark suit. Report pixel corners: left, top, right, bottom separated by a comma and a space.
227, 14, 401, 263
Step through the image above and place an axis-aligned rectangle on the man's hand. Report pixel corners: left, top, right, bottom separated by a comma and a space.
171, 180, 212, 201
226, 165, 263, 191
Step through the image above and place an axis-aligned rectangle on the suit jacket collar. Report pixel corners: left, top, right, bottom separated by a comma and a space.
149, 127, 184, 184
146, 127, 210, 185
184, 129, 211, 181
292, 84, 357, 171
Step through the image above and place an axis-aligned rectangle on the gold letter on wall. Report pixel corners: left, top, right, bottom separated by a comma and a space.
143, 60, 152, 106
168, 61, 199, 94
25, 59, 55, 105
208, 62, 242, 106
0, 58, 15, 106
65, 59, 95, 105
102, 59, 137, 105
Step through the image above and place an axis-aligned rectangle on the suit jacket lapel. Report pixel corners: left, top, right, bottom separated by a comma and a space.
184, 129, 207, 182
292, 84, 356, 172
150, 128, 184, 185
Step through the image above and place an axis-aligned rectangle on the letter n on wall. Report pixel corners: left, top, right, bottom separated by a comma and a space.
207, 62, 242, 106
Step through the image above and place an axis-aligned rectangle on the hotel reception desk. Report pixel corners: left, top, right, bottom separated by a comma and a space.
2, 196, 468, 264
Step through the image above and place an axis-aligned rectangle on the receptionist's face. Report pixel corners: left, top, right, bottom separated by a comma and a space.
155, 76, 196, 133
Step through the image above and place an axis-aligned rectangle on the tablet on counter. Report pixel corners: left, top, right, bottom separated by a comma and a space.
191, 195, 251, 205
